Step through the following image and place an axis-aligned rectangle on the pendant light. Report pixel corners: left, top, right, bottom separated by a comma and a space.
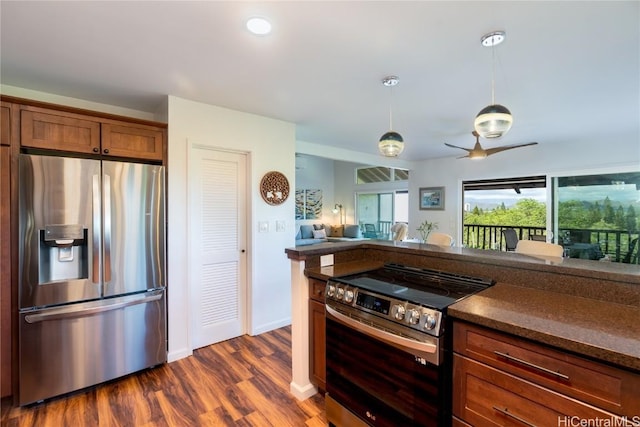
378, 76, 404, 157
474, 31, 513, 139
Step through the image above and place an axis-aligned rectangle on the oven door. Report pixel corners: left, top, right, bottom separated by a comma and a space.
326, 305, 450, 427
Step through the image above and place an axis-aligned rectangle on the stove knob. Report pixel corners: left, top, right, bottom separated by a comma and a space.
407, 309, 421, 325
336, 287, 345, 300
344, 289, 355, 303
326, 285, 336, 298
424, 314, 437, 330
392, 304, 406, 320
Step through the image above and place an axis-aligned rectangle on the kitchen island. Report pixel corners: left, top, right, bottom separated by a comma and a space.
285, 240, 640, 410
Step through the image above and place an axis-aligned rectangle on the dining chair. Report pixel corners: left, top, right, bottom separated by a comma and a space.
363, 223, 378, 239
390, 222, 408, 241
501, 228, 519, 251
515, 240, 564, 257
622, 238, 638, 264
426, 232, 454, 246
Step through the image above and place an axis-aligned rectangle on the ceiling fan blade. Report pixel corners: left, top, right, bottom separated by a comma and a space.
485, 142, 538, 156
444, 142, 472, 153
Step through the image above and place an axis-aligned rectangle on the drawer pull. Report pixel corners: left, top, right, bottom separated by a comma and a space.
493, 406, 537, 427
494, 351, 570, 381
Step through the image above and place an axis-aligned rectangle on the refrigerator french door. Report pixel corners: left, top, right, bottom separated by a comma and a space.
18, 154, 167, 405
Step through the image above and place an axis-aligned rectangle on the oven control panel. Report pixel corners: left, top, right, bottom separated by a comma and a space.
326, 281, 443, 336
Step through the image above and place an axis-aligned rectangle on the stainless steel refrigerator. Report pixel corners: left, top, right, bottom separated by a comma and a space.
18, 153, 167, 405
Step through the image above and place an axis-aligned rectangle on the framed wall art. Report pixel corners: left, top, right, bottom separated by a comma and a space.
419, 186, 445, 210
260, 171, 290, 205
295, 189, 323, 219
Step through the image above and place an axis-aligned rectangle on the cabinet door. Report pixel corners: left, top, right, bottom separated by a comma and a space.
1, 104, 11, 146
309, 298, 326, 390
1, 146, 11, 397
101, 123, 164, 161
21, 109, 101, 154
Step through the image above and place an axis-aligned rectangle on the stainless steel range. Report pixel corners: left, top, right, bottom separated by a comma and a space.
324, 263, 494, 427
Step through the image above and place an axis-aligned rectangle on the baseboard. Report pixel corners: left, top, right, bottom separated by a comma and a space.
290, 381, 318, 401
250, 317, 291, 336
167, 347, 192, 363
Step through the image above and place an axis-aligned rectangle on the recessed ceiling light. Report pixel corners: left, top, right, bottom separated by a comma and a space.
246, 17, 272, 35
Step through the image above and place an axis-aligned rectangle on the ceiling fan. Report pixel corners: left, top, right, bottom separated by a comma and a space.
445, 131, 538, 159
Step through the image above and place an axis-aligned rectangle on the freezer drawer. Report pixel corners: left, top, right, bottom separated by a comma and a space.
19, 290, 166, 405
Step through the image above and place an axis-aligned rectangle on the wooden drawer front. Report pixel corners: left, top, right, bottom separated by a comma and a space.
454, 322, 640, 416
101, 123, 164, 161
21, 110, 100, 153
452, 416, 473, 427
309, 278, 326, 302
453, 355, 626, 427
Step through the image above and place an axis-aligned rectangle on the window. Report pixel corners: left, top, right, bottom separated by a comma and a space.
356, 191, 408, 239
356, 166, 409, 184
462, 176, 547, 250
552, 171, 639, 263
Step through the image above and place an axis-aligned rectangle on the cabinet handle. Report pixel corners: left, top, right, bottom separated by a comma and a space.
493, 406, 537, 427
103, 148, 110, 154
494, 351, 570, 381
93, 147, 99, 153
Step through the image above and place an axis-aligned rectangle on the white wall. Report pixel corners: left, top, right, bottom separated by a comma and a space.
409, 134, 640, 245
167, 96, 296, 361
294, 154, 336, 225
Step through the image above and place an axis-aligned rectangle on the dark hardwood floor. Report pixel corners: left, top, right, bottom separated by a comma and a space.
1, 326, 327, 426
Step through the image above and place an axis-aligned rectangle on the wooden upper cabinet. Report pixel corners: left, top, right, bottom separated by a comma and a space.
1, 104, 11, 146
21, 109, 101, 154
17, 102, 166, 162
101, 123, 164, 161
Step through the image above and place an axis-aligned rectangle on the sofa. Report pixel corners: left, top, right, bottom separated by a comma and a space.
295, 223, 367, 246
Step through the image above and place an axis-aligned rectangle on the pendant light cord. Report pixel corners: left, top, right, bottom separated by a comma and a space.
491, 42, 496, 105
389, 84, 394, 130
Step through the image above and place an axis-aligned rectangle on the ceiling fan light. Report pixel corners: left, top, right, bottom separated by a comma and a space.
469, 152, 487, 160
474, 104, 513, 138
378, 131, 405, 157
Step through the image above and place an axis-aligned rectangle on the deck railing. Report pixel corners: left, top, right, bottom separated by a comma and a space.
462, 224, 639, 263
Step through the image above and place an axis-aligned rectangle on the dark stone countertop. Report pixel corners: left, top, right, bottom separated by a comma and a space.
449, 283, 640, 371
287, 240, 640, 286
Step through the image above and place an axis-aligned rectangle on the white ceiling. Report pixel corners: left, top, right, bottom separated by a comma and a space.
1, 1, 638, 160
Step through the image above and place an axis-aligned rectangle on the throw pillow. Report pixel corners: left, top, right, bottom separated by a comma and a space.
331, 225, 344, 237
312, 229, 327, 239
343, 224, 362, 238
323, 223, 333, 236
300, 224, 314, 239
313, 224, 324, 230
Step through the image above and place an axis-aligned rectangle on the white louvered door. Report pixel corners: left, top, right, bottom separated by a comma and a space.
188, 145, 247, 349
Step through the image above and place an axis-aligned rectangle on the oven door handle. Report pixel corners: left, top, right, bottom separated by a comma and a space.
326, 305, 438, 358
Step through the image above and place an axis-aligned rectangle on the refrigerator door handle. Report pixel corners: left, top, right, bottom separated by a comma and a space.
24, 291, 163, 324
103, 173, 112, 283
92, 174, 101, 284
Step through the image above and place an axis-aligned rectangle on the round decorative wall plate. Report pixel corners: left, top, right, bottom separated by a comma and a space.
260, 171, 290, 205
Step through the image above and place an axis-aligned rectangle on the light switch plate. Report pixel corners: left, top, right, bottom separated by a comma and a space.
276, 220, 286, 232
259, 221, 269, 233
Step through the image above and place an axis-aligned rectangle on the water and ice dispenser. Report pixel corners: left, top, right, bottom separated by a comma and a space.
39, 224, 88, 283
